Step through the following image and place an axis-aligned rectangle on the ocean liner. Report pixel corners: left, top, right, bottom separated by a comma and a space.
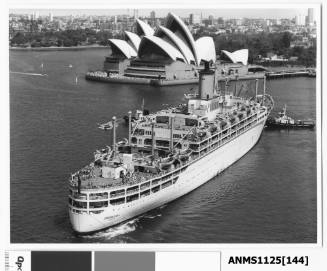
68, 63, 274, 233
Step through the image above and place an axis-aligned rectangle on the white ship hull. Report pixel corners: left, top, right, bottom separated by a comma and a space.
69, 119, 266, 233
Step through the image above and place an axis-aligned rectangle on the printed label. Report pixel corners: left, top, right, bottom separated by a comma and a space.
5, 251, 31, 271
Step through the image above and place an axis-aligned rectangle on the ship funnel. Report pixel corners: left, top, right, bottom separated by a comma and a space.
199, 61, 215, 100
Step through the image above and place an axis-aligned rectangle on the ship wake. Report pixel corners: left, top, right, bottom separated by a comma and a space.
83, 219, 139, 240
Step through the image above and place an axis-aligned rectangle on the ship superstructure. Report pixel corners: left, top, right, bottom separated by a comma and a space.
68, 64, 274, 233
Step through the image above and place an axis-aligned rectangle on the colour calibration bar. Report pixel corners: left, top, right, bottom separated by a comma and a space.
5, 251, 221, 271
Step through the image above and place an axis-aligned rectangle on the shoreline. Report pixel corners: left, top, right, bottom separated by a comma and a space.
10, 45, 110, 51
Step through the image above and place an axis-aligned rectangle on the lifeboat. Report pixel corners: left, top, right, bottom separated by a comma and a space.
178, 148, 193, 162
159, 153, 178, 170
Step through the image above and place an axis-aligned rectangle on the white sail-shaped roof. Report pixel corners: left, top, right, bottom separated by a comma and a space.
124, 31, 141, 52
136, 19, 154, 36
155, 26, 195, 64
195, 37, 216, 63
138, 36, 185, 62
108, 39, 137, 59
221, 49, 248, 65
165, 12, 199, 65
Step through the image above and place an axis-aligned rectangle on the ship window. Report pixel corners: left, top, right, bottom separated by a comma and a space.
69, 189, 73, 195
144, 138, 152, 145
140, 189, 150, 197
162, 180, 172, 189
127, 194, 139, 202
110, 197, 125, 205
172, 177, 179, 184
162, 174, 171, 181
173, 134, 181, 138
190, 144, 199, 150
72, 200, 87, 209
75, 209, 87, 214
152, 179, 160, 185
156, 140, 169, 148
90, 210, 104, 214
140, 181, 150, 190
151, 185, 160, 193
110, 189, 125, 198
136, 129, 144, 135
68, 197, 72, 205
185, 118, 198, 126
89, 192, 108, 200
156, 115, 169, 124
72, 192, 87, 200
89, 201, 108, 208
127, 185, 139, 194
131, 137, 137, 144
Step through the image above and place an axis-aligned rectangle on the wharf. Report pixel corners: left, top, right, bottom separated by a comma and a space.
85, 72, 265, 86
265, 69, 316, 79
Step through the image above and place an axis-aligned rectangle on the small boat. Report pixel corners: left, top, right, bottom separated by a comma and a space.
265, 105, 315, 129
98, 121, 113, 130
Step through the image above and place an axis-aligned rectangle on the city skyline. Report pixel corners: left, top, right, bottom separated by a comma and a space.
10, 8, 315, 20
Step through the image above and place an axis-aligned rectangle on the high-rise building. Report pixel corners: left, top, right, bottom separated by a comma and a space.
208, 15, 214, 25
217, 17, 224, 26
32, 11, 39, 20
150, 11, 155, 20
133, 9, 138, 20
49, 12, 53, 22
295, 14, 306, 25
307, 8, 314, 25
189, 13, 201, 25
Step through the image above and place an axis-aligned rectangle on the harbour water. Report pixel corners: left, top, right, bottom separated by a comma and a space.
10, 49, 317, 243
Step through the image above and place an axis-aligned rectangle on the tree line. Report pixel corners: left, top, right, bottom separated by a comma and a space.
10, 29, 123, 47
208, 31, 316, 67
10, 29, 316, 66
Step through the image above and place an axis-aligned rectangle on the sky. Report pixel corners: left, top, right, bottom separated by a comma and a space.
10, 8, 313, 20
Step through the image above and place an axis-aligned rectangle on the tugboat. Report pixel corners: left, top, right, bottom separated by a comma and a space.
98, 121, 114, 130
266, 105, 315, 129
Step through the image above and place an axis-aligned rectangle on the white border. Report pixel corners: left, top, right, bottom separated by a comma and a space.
1, 0, 324, 260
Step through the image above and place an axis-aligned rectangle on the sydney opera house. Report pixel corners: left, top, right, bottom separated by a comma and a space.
102, 12, 216, 84
87, 12, 256, 86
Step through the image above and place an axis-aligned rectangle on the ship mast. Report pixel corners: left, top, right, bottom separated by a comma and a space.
128, 111, 132, 145
151, 121, 155, 156
112, 116, 116, 157
169, 116, 174, 152
234, 77, 238, 96
141, 98, 145, 113
222, 79, 228, 112
255, 79, 258, 102
263, 76, 266, 105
